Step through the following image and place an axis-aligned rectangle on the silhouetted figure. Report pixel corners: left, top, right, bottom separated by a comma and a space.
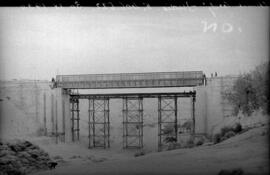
211, 73, 213, 78
203, 74, 207, 85
215, 72, 217, 77
51, 78, 56, 88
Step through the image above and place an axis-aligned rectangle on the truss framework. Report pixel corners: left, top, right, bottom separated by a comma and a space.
122, 97, 143, 149
88, 98, 110, 148
69, 91, 195, 151
70, 98, 80, 142
158, 96, 178, 152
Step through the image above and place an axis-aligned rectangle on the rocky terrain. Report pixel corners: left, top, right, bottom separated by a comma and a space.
0, 140, 52, 175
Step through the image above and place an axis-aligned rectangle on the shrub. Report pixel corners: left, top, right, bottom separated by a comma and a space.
36, 127, 45, 136
233, 123, 242, 133
134, 151, 145, 157
218, 168, 243, 175
181, 120, 192, 131
162, 124, 175, 135
214, 123, 243, 144
195, 139, 204, 146
167, 143, 182, 150
220, 126, 234, 138
164, 136, 177, 143
222, 62, 269, 116
213, 133, 221, 144
223, 131, 236, 140
186, 138, 194, 148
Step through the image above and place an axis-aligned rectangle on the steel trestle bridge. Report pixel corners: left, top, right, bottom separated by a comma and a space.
54, 71, 205, 151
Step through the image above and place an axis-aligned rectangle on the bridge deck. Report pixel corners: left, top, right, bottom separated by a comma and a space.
56, 71, 204, 89
70, 91, 196, 99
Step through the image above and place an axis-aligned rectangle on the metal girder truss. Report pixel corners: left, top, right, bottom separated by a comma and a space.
70, 98, 80, 142
55, 71, 205, 89
158, 96, 178, 152
88, 98, 110, 148
122, 97, 143, 149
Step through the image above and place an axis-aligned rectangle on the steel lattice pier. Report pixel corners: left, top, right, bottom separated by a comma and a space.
122, 97, 143, 149
69, 91, 195, 151
70, 98, 80, 142
158, 96, 178, 151
88, 98, 110, 148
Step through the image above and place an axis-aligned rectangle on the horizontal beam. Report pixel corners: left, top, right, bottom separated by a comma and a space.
70, 91, 196, 99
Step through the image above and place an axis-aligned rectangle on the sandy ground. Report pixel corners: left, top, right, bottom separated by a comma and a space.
30, 125, 269, 175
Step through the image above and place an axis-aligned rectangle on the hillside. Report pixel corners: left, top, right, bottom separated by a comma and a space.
32, 125, 269, 175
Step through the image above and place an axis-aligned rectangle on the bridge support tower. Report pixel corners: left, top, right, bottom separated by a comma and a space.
70, 97, 80, 142
122, 97, 144, 149
158, 96, 178, 152
88, 98, 110, 148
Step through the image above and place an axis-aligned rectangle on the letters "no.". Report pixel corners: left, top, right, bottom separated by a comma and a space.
201, 21, 237, 33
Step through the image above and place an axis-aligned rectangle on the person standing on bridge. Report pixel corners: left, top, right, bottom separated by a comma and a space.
203, 74, 207, 85
50, 78, 56, 89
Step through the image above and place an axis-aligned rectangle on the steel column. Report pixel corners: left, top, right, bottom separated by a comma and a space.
88, 99, 92, 148
55, 99, 58, 144
51, 94, 54, 134
62, 99, 65, 142
191, 96, 196, 135
43, 93, 47, 136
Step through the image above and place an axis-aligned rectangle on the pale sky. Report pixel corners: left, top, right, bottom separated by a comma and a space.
0, 7, 269, 80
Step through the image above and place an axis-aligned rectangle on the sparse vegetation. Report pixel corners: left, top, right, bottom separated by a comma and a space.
162, 124, 178, 146
180, 120, 192, 131
213, 133, 222, 144
162, 124, 175, 135
186, 138, 195, 148
134, 150, 145, 157
222, 62, 269, 116
163, 122, 205, 150
36, 127, 45, 136
218, 167, 244, 175
213, 123, 243, 144
223, 131, 236, 140
70, 155, 81, 159
164, 136, 177, 143
194, 138, 204, 146
167, 143, 182, 150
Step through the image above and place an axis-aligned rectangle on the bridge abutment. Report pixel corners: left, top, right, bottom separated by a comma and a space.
53, 88, 72, 143
194, 77, 237, 137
